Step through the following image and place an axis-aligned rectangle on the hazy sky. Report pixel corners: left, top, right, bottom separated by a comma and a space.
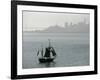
23, 11, 90, 31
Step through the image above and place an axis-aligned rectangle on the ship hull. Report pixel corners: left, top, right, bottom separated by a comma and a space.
39, 58, 54, 63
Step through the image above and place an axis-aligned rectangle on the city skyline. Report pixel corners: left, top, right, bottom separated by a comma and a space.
23, 11, 90, 31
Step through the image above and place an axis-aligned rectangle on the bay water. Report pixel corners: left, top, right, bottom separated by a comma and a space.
22, 32, 89, 69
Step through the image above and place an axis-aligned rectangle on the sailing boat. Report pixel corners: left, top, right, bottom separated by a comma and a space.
37, 39, 57, 63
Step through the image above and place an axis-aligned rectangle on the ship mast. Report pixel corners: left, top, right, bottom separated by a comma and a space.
48, 39, 51, 47
48, 39, 57, 57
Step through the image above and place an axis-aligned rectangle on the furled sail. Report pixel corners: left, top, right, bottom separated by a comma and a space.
44, 47, 51, 57
51, 47, 56, 57
44, 47, 56, 58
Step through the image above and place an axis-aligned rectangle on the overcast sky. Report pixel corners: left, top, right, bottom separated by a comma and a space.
23, 11, 90, 31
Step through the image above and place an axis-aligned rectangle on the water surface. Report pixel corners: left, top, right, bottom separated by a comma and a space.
22, 32, 89, 69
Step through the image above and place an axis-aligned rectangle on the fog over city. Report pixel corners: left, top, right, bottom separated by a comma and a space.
23, 11, 90, 32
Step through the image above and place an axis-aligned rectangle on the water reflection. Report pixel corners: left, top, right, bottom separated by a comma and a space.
38, 61, 56, 68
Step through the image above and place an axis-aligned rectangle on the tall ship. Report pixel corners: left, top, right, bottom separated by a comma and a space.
37, 39, 57, 63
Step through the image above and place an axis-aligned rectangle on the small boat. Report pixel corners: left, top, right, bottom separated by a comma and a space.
37, 39, 57, 63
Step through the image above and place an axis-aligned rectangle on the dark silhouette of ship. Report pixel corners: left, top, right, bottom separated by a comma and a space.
37, 39, 57, 63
